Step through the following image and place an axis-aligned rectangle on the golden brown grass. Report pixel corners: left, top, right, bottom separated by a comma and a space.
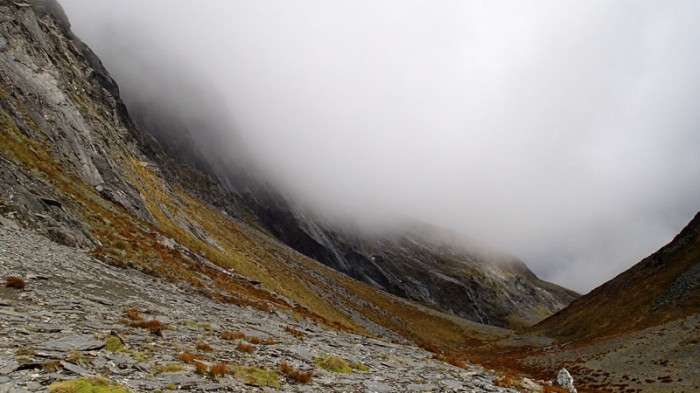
280, 361, 313, 383
220, 330, 245, 340
236, 342, 254, 353
195, 342, 214, 352
176, 351, 202, 364
208, 362, 228, 378
4, 276, 25, 289
193, 361, 207, 375
284, 326, 307, 339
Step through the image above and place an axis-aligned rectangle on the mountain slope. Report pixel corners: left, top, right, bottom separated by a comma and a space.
112, 41, 577, 329
496, 213, 700, 392
0, 0, 569, 350
534, 211, 700, 341
0, 0, 508, 350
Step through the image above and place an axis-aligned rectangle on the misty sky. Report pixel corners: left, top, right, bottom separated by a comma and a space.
60, 1, 700, 293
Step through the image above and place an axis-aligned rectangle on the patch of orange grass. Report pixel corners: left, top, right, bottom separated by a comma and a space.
280, 361, 313, 384
193, 361, 207, 375
236, 342, 254, 353
208, 362, 228, 378
220, 330, 245, 340
195, 342, 214, 352
247, 336, 276, 345
284, 326, 306, 339
124, 308, 142, 321
5, 276, 25, 289
176, 351, 202, 364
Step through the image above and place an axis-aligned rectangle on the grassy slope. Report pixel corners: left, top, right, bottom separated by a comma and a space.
532, 212, 700, 342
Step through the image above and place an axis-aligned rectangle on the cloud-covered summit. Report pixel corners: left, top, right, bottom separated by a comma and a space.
60, 0, 700, 292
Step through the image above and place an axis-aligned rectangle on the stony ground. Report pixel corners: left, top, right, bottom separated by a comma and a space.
520, 316, 700, 393
0, 223, 521, 393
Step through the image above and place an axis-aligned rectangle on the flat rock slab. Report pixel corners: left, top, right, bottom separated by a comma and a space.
364, 380, 395, 393
59, 361, 92, 376
38, 335, 104, 351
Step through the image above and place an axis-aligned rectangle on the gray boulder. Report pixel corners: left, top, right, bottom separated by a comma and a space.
555, 368, 577, 393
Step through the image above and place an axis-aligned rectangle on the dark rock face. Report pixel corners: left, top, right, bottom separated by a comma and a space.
242, 199, 578, 327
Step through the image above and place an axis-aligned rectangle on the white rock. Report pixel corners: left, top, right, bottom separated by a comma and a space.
555, 368, 577, 393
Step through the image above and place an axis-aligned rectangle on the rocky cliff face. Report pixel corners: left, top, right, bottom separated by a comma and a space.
245, 201, 578, 328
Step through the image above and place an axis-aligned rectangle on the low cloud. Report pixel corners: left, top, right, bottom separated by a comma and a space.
60, 0, 700, 293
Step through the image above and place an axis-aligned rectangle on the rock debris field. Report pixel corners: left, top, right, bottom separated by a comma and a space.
0, 225, 520, 392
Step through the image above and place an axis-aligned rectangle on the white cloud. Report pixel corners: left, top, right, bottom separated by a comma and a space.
60, 0, 700, 293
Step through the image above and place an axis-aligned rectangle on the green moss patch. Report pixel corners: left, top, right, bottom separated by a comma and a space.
315, 354, 352, 373
233, 366, 279, 387
105, 337, 125, 352
48, 377, 131, 393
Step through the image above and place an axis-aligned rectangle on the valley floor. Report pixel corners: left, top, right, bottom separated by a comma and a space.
0, 224, 520, 393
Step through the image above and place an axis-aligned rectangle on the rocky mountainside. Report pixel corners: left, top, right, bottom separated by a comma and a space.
102, 17, 577, 331
0, 224, 534, 393
0, 0, 577, 331
242, 203, 578, 329
497, 213, 699, 392
0, 0, 571, 351
533, 211, 700, 341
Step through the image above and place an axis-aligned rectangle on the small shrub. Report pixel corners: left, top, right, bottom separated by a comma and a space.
289, 369, 314, 383
176, 351, 201, 364
5, 276, 25, 289
315, 354, 352, 373
280, 361, 293, 374
196, 342, 214, 352
220, 330, 245, 340
145, 320, 163, 336
193, 361, 207, 375
237, 342, 254, 353
208, 362, 228, 378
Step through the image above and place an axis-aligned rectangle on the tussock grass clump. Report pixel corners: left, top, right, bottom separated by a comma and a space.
176, 351, 203, 364
5, 276, 25, 289
105, 337, 125, 352
314, 354, 352, 374
193, 361, 207, 375
153, 363, 184, 373
236, 342, 254, 353
350, 361, 369, 372
208, 362, 228, 378
284, 326, 307, 339
144, 320, 163, 336
124, 308, 142, 321
48, 377, 131, 393
247, 336, 276, 345
195, 342, 214, 352
233, 366, 279, 388
220, 330, 245, 340
280, 361, 313, 384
